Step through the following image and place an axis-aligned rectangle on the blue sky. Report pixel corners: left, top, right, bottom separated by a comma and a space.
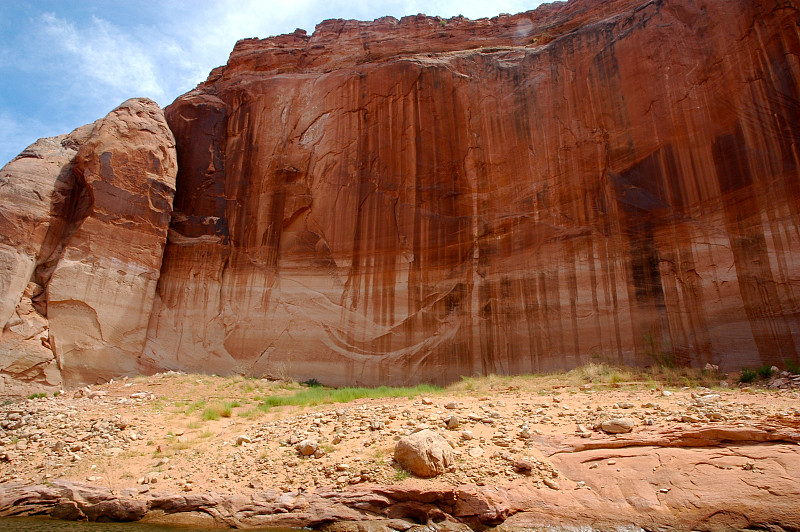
0, 0, 543, 165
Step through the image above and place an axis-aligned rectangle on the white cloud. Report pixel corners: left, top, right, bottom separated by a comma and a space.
0, 0, 545, 165
39, 13, 165, 99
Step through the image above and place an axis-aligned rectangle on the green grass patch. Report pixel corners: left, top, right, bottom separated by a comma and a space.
184, 399, 206, 415
256, 384, 440, 410
393, 466, 410, 481
237, 407, 264, 419
27, 392, 47, 400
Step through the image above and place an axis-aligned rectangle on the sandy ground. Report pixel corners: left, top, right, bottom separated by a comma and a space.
1, 368, 798, 500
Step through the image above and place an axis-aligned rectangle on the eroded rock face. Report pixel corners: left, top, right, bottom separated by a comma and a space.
0, 122, 97, 394
2, 0, 800, 390
147, 0, 800, 384
0, 98, 176, 392
47, 99, 177, 386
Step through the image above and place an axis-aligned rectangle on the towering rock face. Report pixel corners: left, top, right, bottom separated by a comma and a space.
47, 99, 177, 386
145, 0, 800, 385
0, 99, 176, 392
0, 123, 96, 393
1, 0, 799, 391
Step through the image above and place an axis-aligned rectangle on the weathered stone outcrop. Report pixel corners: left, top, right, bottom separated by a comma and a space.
0, 99, 176, 392
2, 0, 800, 389
46, 98, 177, 386
147, 0, 800, 385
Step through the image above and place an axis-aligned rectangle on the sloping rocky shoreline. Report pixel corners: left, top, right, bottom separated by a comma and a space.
1, 371, 798, 530
2, 427, 799, 531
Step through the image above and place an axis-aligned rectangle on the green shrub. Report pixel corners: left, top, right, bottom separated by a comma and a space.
756, 364, 775, 379
738, 368, 757, 383
393, 466, 410, 481
184, 400, 206, 415
201, 401, 234, 420
785, 359, 800, 375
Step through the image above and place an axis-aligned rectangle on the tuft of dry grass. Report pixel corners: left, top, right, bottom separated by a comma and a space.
202, 401, 235, 420
446, 362, 723, 396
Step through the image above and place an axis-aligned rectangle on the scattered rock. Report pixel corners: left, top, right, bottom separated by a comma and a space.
543, 478, 560, 490
598, 418, 635, 434
445, 415, 460, 430
296, 439, 318, 456
512, 459, 535, 473
394, 429, 453, 477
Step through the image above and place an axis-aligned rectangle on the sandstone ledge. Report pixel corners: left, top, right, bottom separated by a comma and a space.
2, 423, 798, 531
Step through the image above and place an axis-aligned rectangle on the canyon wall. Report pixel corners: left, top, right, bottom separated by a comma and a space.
2, 0, 800, 389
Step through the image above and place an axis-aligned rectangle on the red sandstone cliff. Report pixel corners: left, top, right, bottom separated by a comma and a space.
2, 0, 800, 389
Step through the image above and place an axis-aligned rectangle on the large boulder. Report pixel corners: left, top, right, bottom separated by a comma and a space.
394, 429, 454, 478
599, 418, 636, 434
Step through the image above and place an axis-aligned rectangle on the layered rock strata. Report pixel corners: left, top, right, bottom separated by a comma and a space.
1, 0, 800, 389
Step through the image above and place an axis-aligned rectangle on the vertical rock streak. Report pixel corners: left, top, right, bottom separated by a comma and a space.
2, 0, 800, 389
144, 0, 800, 385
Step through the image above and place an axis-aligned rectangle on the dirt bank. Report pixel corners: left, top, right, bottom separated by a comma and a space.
1, 370, 799, 530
